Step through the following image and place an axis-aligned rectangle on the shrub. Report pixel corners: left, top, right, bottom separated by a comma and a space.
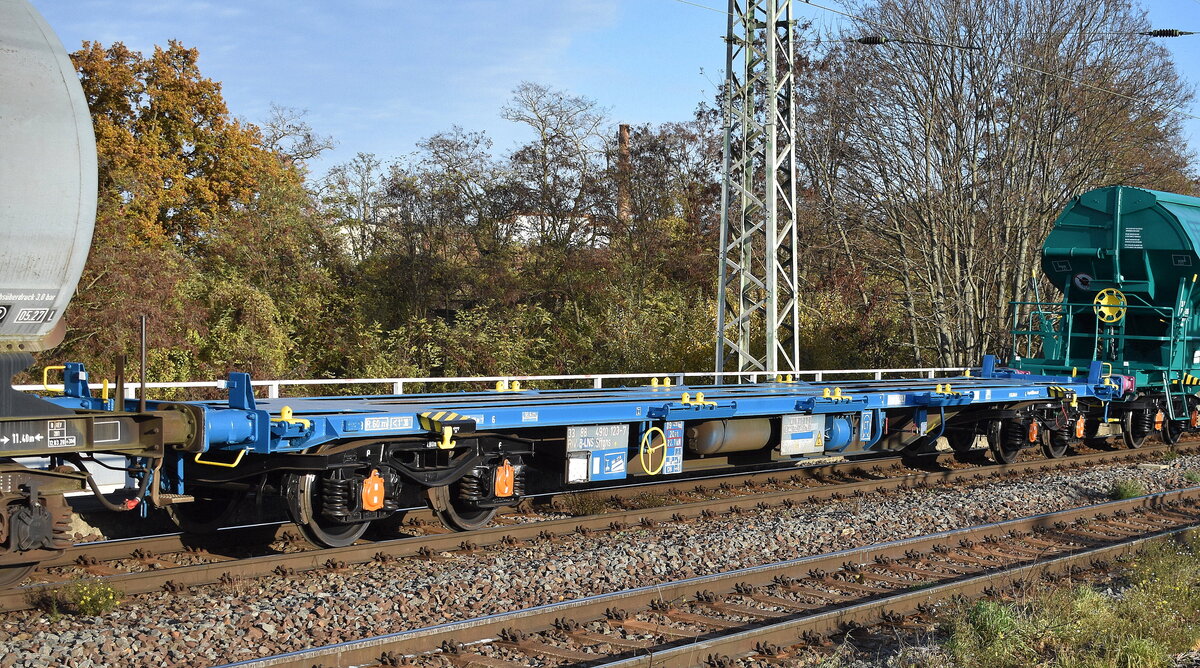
1110, 479, 1148, 500
63, 579, 122, 616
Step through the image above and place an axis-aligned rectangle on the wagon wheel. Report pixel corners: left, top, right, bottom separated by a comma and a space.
0, 564, 34, 588
282, 473, 370, 548
1121, 410, 1152, 449
986, 420, 1022, 465
1162, 418, 1184, 445
1041, 429, 1070, 459
166, 491, 243, 535
945, 427, 978, 453
428, 484, 496, 532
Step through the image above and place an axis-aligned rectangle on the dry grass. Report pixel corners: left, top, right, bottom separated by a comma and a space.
558, 492, 609, 516
623, 492, 671, 510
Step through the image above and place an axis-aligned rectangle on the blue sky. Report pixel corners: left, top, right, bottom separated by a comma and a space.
30, 0, 1200, 177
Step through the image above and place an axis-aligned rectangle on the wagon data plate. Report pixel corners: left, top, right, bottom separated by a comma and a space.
0, 416, 89, 453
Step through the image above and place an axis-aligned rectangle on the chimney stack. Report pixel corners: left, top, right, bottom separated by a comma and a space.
617, 123, 631, 226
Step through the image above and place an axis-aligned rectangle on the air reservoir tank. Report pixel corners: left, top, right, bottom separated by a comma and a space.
686, 418, 772, 455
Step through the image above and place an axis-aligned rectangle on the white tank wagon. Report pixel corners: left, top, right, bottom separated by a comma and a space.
0, 0, 97, 357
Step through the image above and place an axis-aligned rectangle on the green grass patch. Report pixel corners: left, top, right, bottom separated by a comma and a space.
1162, 450, 1182, 463
940, 537, 1200, 667
1185, 471, 1200, 485
1110, 479, 1148, 500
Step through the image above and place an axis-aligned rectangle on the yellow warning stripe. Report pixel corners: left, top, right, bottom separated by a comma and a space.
418, 411, 469, 432
1171, 374, 1200, 386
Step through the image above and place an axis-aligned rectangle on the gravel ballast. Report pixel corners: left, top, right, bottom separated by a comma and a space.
2, 454, 1199, 668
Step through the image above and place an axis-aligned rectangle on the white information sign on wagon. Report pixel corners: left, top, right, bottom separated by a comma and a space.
565, 424, 630, 483
781, 414, 825, 455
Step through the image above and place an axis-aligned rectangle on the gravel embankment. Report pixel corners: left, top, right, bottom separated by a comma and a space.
1, 455, 1198, 668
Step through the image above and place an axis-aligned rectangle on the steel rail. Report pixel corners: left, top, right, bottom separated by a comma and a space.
220, 487, 1200, 668
1, 441, 1186, 613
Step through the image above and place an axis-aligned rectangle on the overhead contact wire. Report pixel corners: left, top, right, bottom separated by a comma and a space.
669, 0, 1200, 122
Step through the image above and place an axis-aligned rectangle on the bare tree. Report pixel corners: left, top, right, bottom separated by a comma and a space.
260, 103, 335, 168
801, 0, 1195, 365
502, 82, 610, 249
321, 152, 385, 262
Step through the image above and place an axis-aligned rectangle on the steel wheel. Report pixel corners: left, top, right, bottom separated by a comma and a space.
166, 493, 242, 534
1041, 430, 1069, 459
1122, 410, 1151, 449
945, 428, 978, 453
283, 473, 369, 548
986, 421, 1022, 464
0, 564, 33, 588
429, 484, 496, 532
1162, 419, 1184, 445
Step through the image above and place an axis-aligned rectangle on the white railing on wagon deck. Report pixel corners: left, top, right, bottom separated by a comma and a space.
19, 366, 969, 400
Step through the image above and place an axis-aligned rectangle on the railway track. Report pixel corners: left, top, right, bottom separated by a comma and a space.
2, 441, 1190, 614
219, 484, 1200, 668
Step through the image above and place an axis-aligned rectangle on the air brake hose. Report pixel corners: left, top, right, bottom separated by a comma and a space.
65, 454, 152, 512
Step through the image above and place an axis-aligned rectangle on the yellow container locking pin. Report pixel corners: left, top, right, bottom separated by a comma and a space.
496, 380, 508, 391
102, 379, 109, 403
662, 377, 671, 388
651, 377, 660, 387
681, 392, 692, 405
822, 388, 831, 399
272, 405, 312, 429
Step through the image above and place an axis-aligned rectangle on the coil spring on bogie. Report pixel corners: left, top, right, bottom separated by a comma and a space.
513, 468, 526, 497
1001, 420, 1027, 451
1131, 409, 1154, 437
456, 465, 526, 502
321, 477, 352, 518
457, 472, 485, 503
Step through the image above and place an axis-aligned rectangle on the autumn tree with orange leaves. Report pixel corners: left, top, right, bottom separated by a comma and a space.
51, 41, 394, 384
